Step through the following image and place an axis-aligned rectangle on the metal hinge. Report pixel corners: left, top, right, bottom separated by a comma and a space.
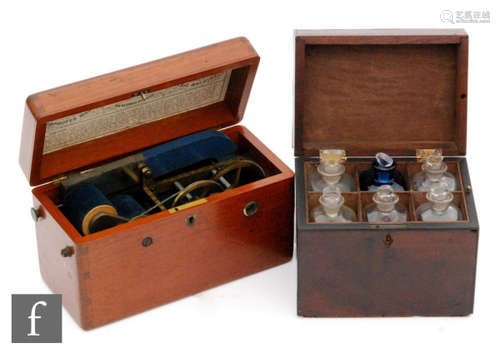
416, 148, 442, 162
51, 175, 68, 183
319, 149, 347, 162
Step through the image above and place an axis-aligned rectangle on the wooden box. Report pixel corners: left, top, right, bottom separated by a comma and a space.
294, 29, 479, 316
20, 38, 294, 329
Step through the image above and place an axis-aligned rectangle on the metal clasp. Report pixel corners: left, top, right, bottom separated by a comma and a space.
133, 89, 150, 101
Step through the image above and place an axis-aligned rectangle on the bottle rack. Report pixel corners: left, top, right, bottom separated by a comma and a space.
304, 160, 469, 224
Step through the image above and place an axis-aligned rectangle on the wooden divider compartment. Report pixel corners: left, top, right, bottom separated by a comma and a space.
304, 159, 469, 224
304, 161, 360, 191
412, 191, 469, 222
406, 160, 464, 192
356, 161, 409, 191
306, 192, 361, 223
360, 191, 413, 222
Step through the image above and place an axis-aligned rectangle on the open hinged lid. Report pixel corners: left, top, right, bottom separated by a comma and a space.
294, 29, 468, 157
20, 37, 259, 186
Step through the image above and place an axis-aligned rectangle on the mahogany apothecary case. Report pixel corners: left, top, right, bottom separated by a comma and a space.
294, 29, 479, 317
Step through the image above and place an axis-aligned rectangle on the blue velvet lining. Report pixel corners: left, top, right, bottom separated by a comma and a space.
62, 183, 114, 233
142, 130, 237, 179
111, 195, 145, 219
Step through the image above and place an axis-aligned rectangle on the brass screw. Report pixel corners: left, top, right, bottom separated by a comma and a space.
141, 166, 153, 178
142, 237, 153, 247
61, 246, 74, 257
466, 185, 472, 193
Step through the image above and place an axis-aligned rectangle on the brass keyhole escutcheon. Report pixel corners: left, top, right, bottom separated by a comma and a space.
384, 234, 393, 248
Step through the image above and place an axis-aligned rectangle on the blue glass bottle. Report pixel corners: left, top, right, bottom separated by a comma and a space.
360, 152, 406, 191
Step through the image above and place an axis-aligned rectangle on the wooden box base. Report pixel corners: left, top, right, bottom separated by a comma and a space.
296, 156, 479, 317
32, 125, 293, 329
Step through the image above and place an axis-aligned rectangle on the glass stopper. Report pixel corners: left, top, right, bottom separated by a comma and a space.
375, 152, 394, 168
373, 185, 399, 212
319, 185, 345, 217
426, 182, 453, 212
318, 149, 346, 184
422, 151, 448, 180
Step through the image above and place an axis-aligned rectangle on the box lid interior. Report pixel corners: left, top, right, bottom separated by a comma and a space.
294, 29, 468, 157
20, 37, 259, 186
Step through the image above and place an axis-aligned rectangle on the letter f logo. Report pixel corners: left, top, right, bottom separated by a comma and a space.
27, 301, 47, 336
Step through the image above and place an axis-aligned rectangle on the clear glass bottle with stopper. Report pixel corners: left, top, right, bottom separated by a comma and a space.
311, 185, 357, 223
310, 149, 356, 192
416, 182, 462, 221
365, 185, 407, 223
413, 151, 457, 191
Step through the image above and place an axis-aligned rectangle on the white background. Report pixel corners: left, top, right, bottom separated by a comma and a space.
1, 0, 498, 352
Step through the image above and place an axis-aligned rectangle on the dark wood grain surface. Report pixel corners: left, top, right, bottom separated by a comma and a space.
294, 29, 468, 157
298, 229, 478, 316
295, 155, 479, 317
294, 30, 476, 316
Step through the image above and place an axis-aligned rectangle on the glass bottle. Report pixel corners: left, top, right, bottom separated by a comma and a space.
311, 185, 357, 223
413, 151, 457, 191
360, 152, 405, 191
365, 185, 407, 223
310, 149, 356, 192
416, 182, 463, 221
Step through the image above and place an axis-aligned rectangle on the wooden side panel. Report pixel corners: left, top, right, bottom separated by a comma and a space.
456, 35, 469, 155
298, 229, 478, 316
19, 105, 37, 185
32, 191, 83, 326
81, 177, 293, 328
31, 124, 294, 329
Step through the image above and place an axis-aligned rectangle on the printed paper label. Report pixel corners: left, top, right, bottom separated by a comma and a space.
43, 70, 232, 154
